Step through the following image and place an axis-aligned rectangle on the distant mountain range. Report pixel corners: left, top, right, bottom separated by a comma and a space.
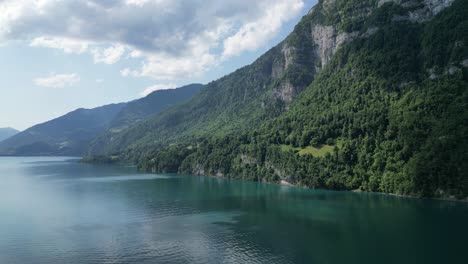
0, 127, 19, 142
0, 103, 126, 156
0, 84, 202, 156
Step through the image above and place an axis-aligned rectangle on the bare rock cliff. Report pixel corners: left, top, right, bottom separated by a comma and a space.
271, 0, 456, 105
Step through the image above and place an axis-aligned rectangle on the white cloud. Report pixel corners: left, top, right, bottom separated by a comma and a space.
222, 0, 304, 58
125, 0, 149, 6
92, 45, 126, 64
120, 68, 137, 77
30, 36, 90, 54
1, 0, 306, 81
34, 73, 80, 88
124, 0, 168, 7
96, 78, 104, 83
131, 49, 217, 80
122, 19, 228, 79
140, 83, 176, 96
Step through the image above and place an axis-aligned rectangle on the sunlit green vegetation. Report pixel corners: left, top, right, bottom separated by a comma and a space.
280, 144, 336, 157
87, 0, 468, 199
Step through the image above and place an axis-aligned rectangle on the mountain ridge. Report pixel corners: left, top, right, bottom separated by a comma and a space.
165, 0, 467, 199
0, 84, 202, 156
87, 0, 461, 158
108, 84, 202, 132
0, 103, 126, 156
0, 127, 19, 143
4, 0, 466, 199
88, 0, 467, 199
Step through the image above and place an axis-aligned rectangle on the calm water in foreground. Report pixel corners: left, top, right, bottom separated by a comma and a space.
0, 157, 467, 264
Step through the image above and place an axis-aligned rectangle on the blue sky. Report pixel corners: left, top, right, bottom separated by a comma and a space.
0, 0, 316, 130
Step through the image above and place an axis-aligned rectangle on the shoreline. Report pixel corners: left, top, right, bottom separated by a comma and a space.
278, 178, 468, 203
77, 157, 468, 203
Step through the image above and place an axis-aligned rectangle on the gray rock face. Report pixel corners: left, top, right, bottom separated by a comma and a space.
461, 59, 468, 68
273, 0, 456, 105
424, 0, 455, 15
271, 45, 296, 79
311, 25, 361, 69
311, 25, 336, 68
428, 67, 438, 80
381, 0, 455, 22
271, 48, 299, 103
322, 0, 337, 12
309, 0, 456, 69
272, 82, 296, 104
447, 66, 461, 75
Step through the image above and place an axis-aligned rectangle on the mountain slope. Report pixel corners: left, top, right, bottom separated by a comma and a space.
0, 84, 202, 156
93, 0, 454, 159
0, 128, 19, 142
87, 84, 202, 154
108, 84, 202, 132
87, 1, 341, 157
145, 0, 466, 199
88, 0, 468, 199
0, 104, 126, 156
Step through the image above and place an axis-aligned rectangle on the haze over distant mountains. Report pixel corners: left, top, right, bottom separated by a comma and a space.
0, 128, 19, 142
0, 84, 202, 156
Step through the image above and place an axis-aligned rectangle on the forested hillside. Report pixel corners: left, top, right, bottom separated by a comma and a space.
108, 84, 202, 132
88, 84, 202, 153
86, 1, 326, 157
0, 104, 126, 156
0, 84, 201, 156
89, 0, 468, 199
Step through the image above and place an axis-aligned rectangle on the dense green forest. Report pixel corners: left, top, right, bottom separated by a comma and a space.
90, 0, 468, 199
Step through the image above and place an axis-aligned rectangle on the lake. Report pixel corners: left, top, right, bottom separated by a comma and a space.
0, 157, 467, 264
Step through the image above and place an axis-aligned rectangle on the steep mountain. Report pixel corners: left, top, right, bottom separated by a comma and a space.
0, 127, 19, 142
108, 84, 202, 132
0, 84, 201, 156
89, 0, 468, 199
0, 104, 126, 156
87, 1, 326, 156
85, 84, 201, 154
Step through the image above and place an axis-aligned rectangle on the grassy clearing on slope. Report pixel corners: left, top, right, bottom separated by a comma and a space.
279, 139, 343, 157
297, 145, 335, 157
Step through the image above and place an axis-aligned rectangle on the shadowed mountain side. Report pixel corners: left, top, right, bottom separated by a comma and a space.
0, 127, 19, 142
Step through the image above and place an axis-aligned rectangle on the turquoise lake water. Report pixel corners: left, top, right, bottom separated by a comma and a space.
0, 157, 467, 264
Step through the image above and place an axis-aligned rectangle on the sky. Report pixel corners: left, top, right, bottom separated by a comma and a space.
0, 0, 317, 131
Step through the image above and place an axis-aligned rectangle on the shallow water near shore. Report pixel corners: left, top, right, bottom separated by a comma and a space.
1, 157, 467, 264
